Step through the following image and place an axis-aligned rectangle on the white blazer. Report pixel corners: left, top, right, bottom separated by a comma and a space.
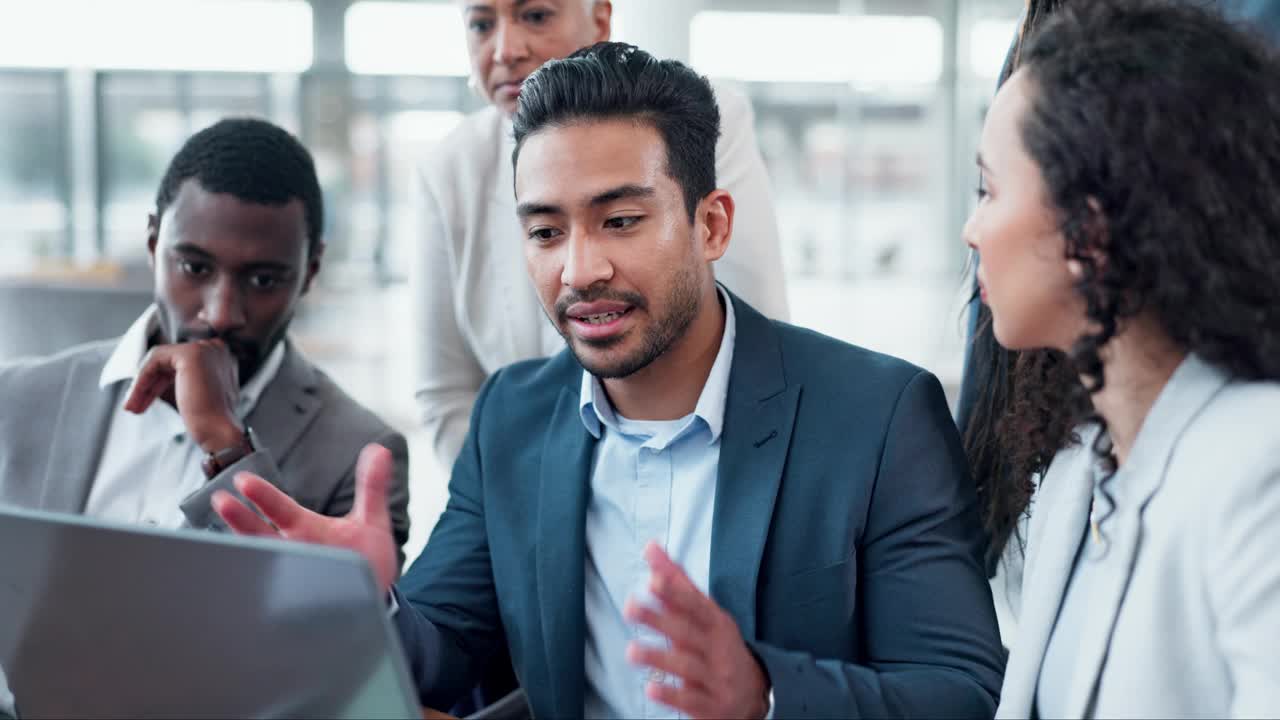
410, 82, 790, 465
998, 354, 1280, 718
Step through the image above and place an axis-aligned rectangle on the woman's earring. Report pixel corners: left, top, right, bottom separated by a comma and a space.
1067, 259, 1085, 279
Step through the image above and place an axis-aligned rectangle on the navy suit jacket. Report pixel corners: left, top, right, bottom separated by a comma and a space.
394, 292, 1004, 718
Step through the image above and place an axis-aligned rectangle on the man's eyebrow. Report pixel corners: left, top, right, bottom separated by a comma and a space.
517, 185, 657, 219
589, 184, 657, 207
170, 243, 296, 272
516, 201, 563, 220
171, 242, 214, 259
240, 261, 295, 274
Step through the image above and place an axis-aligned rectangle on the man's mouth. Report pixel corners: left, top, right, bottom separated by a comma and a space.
576, 310, 631, 325
564, 300, 637, 341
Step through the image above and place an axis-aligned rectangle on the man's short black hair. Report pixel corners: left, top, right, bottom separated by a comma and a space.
511, 42, 721, 220
154, 117, 324, 255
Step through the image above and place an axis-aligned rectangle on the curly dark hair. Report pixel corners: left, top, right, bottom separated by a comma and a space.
969, 0, 1280, 567
155, 117, 324, 256
964, 0, 1081, 573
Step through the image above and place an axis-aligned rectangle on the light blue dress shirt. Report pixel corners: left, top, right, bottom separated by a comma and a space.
580, 288, 736, 720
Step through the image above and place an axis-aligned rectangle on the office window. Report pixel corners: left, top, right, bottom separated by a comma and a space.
0, 71, 69, 268
970, 18, 1020, 80
0, 0, 312, 73
98, 72, 271, 258
345, 1, 470, 77
305, 74, 475, 281
691, 2, 1019, 387
691, 12, 943, 88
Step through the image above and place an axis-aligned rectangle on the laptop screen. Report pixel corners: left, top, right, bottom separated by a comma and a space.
0, 506, 419, 719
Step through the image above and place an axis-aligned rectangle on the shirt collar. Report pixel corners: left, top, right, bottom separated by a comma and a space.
99, 304, 288, 416
579, 285, 737, 444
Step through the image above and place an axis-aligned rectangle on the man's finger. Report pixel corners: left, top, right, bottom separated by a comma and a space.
234, 472, 317, 536
624, 598, 708, 656
211, 490, 279, 537
644, 542, 719, 629
627, 642, 711, 691
350, 443, 393, 527
645, 679, 716, 719
123, 347, 176, 414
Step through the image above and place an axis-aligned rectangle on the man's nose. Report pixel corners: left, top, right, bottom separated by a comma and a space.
199, 277, 247, 335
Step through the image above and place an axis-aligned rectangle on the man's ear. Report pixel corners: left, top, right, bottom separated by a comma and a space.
592, 0, 612, 42
301, 242, 325, 295
146, 213, 160, 270
698, 190, 734, 264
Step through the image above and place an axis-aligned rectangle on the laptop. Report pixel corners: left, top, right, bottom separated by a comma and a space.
0, 505, 420, 719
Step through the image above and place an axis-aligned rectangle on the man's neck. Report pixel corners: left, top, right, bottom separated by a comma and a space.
602, 288, 726, 421
1087, 316, 1186, 466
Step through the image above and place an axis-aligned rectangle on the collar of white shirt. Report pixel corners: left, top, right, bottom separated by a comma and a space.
98, 304, 287, 417
578, 285, 737, 445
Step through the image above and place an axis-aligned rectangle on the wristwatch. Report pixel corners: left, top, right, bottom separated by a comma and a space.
201, 427, 256, 479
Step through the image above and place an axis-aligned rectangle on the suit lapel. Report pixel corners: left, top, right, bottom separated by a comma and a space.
1063, 355, 1227, 717
243, 342, 322, 490
997, 442, 1093, 718
40, 350, 118, 514
708, 294, 798, 640
535, 386, 594, 718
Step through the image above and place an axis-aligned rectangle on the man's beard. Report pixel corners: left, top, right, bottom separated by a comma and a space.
553, 263, 703, 380
177, 329, 267, 384
154, 303, 286, 385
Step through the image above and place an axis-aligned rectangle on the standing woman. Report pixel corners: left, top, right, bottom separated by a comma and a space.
964, 1, 1280, 716
413, 0, 789, 467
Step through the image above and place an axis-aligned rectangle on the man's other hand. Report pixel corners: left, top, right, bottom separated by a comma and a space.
624, 542, 771, 719
211, 443, 399, 594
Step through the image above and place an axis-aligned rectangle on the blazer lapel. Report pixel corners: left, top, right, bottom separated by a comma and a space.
708, 294, 799, 640
40, 350, 118, 514
1063, 355, 1228, 717
243, 342, 322, 488
997, 442, 1094, 718
535, 386, 594, 718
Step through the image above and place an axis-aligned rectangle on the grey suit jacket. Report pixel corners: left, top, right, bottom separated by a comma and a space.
0, 338, 411, 565
998, 354, 1280, 718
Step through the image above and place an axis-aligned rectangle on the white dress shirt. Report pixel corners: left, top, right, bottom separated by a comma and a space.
411, 81, 789, 469
578, 288, 735, 720
84, 306, 284, 529
0, 661, 13, 718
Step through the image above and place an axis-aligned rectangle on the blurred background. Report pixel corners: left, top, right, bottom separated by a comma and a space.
0, 0, 1020, 562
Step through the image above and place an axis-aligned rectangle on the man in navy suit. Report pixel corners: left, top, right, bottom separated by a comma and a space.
216, 43, 1004, 719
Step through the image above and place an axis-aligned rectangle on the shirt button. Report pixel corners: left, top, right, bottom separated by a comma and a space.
144, 518, 158, 527
173, 434, 185, 444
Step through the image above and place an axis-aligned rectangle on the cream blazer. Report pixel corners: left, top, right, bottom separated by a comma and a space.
997, 354, 1280, 718
410, 82, 789, 465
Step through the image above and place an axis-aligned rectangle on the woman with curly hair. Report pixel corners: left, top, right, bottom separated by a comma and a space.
964, 1, 1280, 716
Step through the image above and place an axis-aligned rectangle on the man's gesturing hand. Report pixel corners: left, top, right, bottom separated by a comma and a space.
211, 443, 399, 594
624, 542, 771, 720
